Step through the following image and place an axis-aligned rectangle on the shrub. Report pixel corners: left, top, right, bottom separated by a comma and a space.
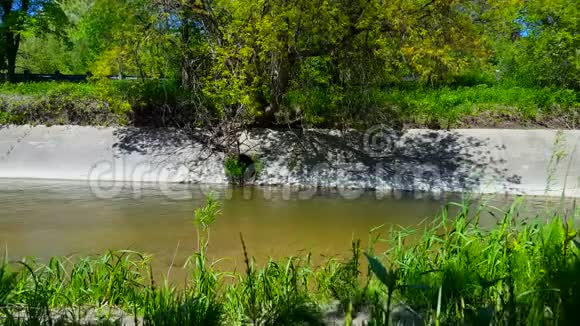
224, 154, 262, 186
0, 81, 131, 126
284, 83, 579, 128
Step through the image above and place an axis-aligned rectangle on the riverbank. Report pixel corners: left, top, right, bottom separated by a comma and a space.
0, 125, 579, 197
1, 82, 578, 129
1, 198, 579, 325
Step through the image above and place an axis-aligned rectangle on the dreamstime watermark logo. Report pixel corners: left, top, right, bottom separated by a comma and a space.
364, 124, 396, 158
87, 156, 196, 200
86, 125, 459, 201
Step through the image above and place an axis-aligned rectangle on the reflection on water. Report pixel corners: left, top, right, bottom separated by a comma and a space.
0, 179, 574, 276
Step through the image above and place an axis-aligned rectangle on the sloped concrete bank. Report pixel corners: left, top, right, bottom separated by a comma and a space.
0, 125, 579, 197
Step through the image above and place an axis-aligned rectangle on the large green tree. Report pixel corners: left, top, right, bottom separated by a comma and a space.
4, 0, 577, 127
0, 0, 68, 81
499, 0, 579, 89
183, 0, 523, 123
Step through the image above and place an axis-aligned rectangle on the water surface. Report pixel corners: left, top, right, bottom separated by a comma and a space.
0, 179, 573, 276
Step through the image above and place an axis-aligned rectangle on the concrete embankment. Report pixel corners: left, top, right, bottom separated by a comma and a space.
0, 125, 579, 197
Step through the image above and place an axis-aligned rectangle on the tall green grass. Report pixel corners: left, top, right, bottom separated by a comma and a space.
334, 85, 579, 129
1, 197, 579, 325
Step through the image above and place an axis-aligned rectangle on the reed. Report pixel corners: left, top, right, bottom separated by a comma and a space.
1, 196, 578, 325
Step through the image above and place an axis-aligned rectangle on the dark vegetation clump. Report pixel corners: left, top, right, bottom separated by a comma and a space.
224, 154, 262, 186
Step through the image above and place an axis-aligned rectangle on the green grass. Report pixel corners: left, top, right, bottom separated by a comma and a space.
384, 85, 579, 127
0, 81, 131, 126
1, 198, 580, 325
1, 81, 578, 128
0, 80, 193, 127
0, 82, 106, 97
329, 85, 579, 129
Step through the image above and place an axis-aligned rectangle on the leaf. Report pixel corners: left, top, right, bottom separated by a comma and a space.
419, 269, 443, 276
364, 252, 396, 289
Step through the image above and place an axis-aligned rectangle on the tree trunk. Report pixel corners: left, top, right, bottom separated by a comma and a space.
1, 0, 27, 83
266, 59, 290, 121
264, 15, 293, 123
180, 14, 191, 88
5, 32, 19, 82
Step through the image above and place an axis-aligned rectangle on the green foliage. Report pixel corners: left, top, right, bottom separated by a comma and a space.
1, 81, 578, 128
7, 0, 185, 80
108, 79, 197, 127
0, 263, 17, 320
231, 252, 324, 325
194, 0, 523, 123
495, 0, 579, 89
379, 85, 579, 128
2, 0, 579, 129
142, 288, 223, 326
224, 156, 245, 184
17, 35, 88, 74
365, 254, 396, 292
224, 156, 250, 183
0, 0, 69, 79
194, 195, 220, 233
224, 155, 263, 186
287, 84, 579, 128
193, 194, 221, 254
0, 80, 202, 126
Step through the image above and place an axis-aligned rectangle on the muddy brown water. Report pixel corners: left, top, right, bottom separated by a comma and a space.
0, 179, 574, 281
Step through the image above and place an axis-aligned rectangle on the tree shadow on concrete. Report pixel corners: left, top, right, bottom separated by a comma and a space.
249, 128, 516, 193
113, 127, 228, 158
113, 127, 194, 156
111, 127, 226, 183
111, 127, 520, 193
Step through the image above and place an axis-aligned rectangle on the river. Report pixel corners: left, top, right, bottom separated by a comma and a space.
0, 179, 574, 279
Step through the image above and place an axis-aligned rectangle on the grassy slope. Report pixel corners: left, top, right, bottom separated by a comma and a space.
0, 82, 131, 126
383, 86, 579, 129
0, 81, 578, 129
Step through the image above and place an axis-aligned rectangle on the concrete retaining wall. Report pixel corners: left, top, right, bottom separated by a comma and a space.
0, 125, 579, 197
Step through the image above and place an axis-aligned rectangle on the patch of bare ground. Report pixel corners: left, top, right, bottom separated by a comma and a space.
457, 110, 578, 129
404, 109, 578, 130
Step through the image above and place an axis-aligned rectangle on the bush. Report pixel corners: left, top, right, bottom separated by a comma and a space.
347, 85, 578, 128
283, 82, 579, 129
224, 154, 262, 186
110, 79, 199, 127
